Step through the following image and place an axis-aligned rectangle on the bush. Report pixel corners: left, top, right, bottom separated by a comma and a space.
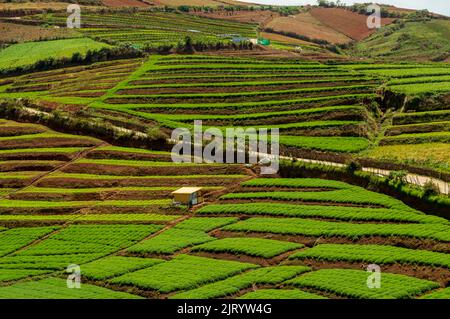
346, 160, 362, 173
388, 170, 408, 185
422, 180, 440, 197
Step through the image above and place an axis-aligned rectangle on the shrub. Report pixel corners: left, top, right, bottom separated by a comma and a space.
422, 180, 440, 197
346, 160, 362, 173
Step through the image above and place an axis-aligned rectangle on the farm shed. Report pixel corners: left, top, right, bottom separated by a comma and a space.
171, 187, 204, 206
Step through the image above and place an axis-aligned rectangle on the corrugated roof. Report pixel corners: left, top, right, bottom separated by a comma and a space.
171, 187, 203, 194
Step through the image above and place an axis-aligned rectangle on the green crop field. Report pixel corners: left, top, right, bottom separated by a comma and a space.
286, 269, 439, 299
0, 122, 448, 300
0, 38, 110, 71
0, 3, 448, 303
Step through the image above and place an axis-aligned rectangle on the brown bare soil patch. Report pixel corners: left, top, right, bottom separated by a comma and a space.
81, 205, 181, 215
87, 150, 172, 161
0, 2, 70, 11
61, 163, 246, 176
0, 125, 47, 136
0, 22, 77, 44
153, 0, 244, 7
192, 10, 278, 25
0, 152, 75, 162
0, 220, 68, 228
9, 189, 172, 201
266, 12, 352, 44
310, 8, 395, 41
0, 138, 100, 150
6, 84, 52, 93
0, 206, 79, 215
53, 91, 106, 98
36, 176, 245, 188
0, 178, 32, 188
102, 0, 149, 7
0, 161, 63, 172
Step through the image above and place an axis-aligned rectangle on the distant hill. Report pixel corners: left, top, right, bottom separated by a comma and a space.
351, 18, 450, 62
1, 1, 448, 62
145, 0, 246, 6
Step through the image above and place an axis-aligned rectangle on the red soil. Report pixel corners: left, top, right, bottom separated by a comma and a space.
266, 12, 352, 45
310, 7, 395, 41
192, 10, 278, 25
102, 0, 150, 7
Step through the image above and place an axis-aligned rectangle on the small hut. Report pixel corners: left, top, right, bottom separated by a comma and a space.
171, 187, 203, 206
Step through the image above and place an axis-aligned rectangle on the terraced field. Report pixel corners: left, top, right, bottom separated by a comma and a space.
0, 38, 110, 72
17, 10, 257, 49
0, 54, 384, 156
354, 64, 450, 175
2, 55, 448, 169
0, 6, 449, 301
0, 119, 448, 299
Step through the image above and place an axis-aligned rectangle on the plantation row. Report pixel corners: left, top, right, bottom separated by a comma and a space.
346, 63, 450, 173
19, 11, 257, 49
0, 119, 251, 216
0, 125, 448, 300
85, 55, 382, 154
1, 55, 447, 159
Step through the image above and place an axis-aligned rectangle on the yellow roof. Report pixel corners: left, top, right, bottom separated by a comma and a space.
171, 187, 203, 195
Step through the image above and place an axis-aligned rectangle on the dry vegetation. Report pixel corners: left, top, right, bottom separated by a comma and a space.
266, 12, 352, 45
0, 22, 79, 44
310, 7, 395, 41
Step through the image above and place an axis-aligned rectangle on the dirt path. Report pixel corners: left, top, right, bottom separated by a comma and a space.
255, 152, 450, 195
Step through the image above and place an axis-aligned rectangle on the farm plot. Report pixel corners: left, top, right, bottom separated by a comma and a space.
87, 54, 380, 155
5, 55, 447, 160
353, 64, 450, 173
191, 237, 302, 258
127, 217, 237, 254
0, 120, 100, 191
0, 58, 143, 108
0, 38, 110, 71
286, 269, 439, 299
110, 254, 258, 293
289, 244, 450, 268
0, 171, 448, 299
0, 121, 250, 216
0, 225, 162, 275
81, 256, 165, 280
171, 265, 310, 299
0, 277, 142, 299
0, 42, 449, 300
221, 178, 423, 211
20, 11, 257, 49
239, 288, 326, 299
221, 217, 450, 242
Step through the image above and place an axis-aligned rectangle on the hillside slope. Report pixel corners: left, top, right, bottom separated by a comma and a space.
351, 19, 450, 62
